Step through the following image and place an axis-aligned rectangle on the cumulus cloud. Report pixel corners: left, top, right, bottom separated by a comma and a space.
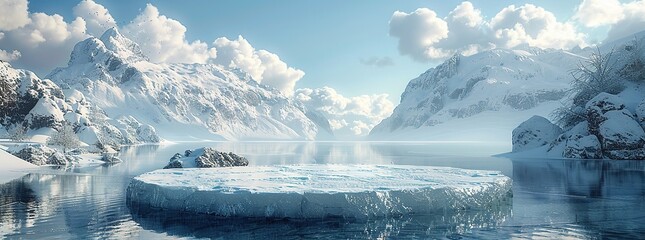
122, 4, 215, 64
606, 1, 645, 42
389, 1, 587, 62
0, 10, 88, 74
0, 49, 21, 61
389, 8, 450, 61
360, 56, 394, 68
575, 0, 645, 42
73, 0, 117, 37
294, 87, 394, 137
0, 0, 30, 31
212, 36, 305, 96
490, 4, 586, 49
573, 0, 624, 27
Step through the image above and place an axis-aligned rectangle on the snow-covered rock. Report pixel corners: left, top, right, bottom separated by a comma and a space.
163, 147, 248, 169
515, 92, 645, 159
25, 97, 65, 130
597, 110, 645, 151
512, 115, 562, 152
563, 134, 603, 159
127, 165, 512, 219
9, 145, 81, 165
47, 28, 329, 141
370, 48, 583, 141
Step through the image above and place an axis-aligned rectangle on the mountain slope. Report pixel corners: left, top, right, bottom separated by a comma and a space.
47, 28, 329, 141
370, 48, 586, 142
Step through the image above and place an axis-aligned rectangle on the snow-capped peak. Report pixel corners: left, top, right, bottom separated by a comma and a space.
99, 27, 148, 62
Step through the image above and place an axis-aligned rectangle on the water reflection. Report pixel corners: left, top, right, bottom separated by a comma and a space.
506, 158, 645, 238
512, 158, 645, 198
127, 200, 512, 239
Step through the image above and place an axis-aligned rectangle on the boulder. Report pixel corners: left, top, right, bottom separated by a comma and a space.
10, 145, 80, 165
512, 115, 563, 152
585, 92, 626, 137
563, 134, 603, 159
598, 110, 645, 151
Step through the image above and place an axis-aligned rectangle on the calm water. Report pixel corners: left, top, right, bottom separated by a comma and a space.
1, 142, 644, 239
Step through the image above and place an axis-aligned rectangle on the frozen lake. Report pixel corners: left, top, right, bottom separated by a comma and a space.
1, 142, 644, 239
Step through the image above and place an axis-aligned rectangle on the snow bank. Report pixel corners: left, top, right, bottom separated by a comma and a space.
0, 149, 37, 184
127, 165, 512, 219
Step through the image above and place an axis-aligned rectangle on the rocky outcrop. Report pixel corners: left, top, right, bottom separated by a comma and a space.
513, 92, 645, 160
9, 145, 81, 165
163, 147, 248, 169
512, 115, 562, 152
563, 134, 603, 159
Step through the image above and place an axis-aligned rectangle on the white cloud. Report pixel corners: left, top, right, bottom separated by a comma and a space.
0, 11, 88, 74
294, 87, 394, 137
389, 2, 587, 61
389, 8, 450, 61
212, 36, 304, 96
490, 4, 586, 49
573, 0, 645, 43
0, 49, 20, 61
122, 4, 214, 64
599, 0, 645, 42
73, 0, 117, 37
574, 0, 624, 27
0, 0, 30, 31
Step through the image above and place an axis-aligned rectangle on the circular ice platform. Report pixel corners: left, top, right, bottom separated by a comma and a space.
127, 165, 512, 219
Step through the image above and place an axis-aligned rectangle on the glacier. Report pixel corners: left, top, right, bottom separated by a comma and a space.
127, 165, 512, 219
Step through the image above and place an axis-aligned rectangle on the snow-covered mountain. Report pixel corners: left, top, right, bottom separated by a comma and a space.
47, 28, 330, 141
370, 47, 586, 141
0, 60, 160, 151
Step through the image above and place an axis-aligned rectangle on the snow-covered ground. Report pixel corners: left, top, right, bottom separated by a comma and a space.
0, 148, 36, 184
127, 164, 512, 219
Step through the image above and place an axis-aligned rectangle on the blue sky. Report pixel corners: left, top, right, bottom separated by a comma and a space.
22, 0, 606, 103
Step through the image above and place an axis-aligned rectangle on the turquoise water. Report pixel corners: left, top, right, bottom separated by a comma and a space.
1, 142, 644, 239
